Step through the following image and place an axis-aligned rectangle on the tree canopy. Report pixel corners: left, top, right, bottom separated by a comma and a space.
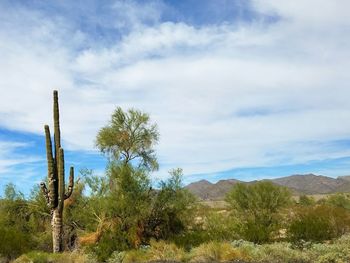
96, 107, 159, 171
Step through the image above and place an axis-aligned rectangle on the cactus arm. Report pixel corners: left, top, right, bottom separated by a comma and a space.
40, 182, 50, 204
53, 90, 61, 166
45, 125, 57, 208
64, 167, 74, 200
58, 148, 65, 213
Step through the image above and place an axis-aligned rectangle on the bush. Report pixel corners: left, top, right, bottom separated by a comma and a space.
226, 181, 291, 243
298, 195, 315, 206
122, 240, 186, 263
326, 193, 350, 210
171, 228, 211, 250
85, 226, 129, 262
189, 241, 248, 262
13, 251, 98, 263
204, 211, 238, 242
307, 234, 350, 263
0, 225, 31, 260
259, 243, 310, 263
146, 240, 186, 262
288, 205, 350, 243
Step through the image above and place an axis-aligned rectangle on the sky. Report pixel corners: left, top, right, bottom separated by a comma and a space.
0, 0, 350, 195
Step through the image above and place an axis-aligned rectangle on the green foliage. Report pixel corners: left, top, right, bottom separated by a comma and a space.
226, 181, 292, 243
86, 226, 130, 262
258, 242, 310, 263
0, 184, 34, 259
189, 241, 247, 262
309, 234, 350, 263
13, 251, 98, 263
4, 183, 24, 200
299, 195, 316, 206
84, 163, 196, 260
140, 239, 186, 262
326, 193, 350, 210
144, 168, 196, 241
203, 211, 238, 242
0, 225, 31, 260
288, 205, 350, 243
96, 107, 159, 171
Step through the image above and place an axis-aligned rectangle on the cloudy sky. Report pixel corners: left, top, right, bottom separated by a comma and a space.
1, 0, 350, 195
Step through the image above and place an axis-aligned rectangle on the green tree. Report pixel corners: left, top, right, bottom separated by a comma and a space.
96, 107, 159, 171
145, 168, 196, 241
0, 184, 32, 259
326, 193, 350, 210
288, 205, 350, 242
91, 108, 197, 261
298, 195, 315, 206
226, 181, 291, 243
91, 107, 159, 260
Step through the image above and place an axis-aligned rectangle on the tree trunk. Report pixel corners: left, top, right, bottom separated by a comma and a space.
52, 209, 63, 252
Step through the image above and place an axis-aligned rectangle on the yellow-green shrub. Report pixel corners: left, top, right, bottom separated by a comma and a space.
13, 251, 98, 263
122, 240, 186, 263
288, 205, 350, 243
189, 241, 248, 262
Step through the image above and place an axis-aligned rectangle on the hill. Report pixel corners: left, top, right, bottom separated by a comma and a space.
185, 179, 241, 200
185, 174, 350, 200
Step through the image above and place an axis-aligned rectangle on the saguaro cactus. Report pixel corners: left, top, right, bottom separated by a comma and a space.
40, 90, 74, 253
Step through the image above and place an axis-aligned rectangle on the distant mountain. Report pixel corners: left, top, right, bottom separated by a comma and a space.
185, 174, 350, 200
339, 175, 350, 182
271, 174, 346, 195
185, 179, 240, 200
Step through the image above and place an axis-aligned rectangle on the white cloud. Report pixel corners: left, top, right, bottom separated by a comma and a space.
0, 1, 350, 181
0, 141, 42, 175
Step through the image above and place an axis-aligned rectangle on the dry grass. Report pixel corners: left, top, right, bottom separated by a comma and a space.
13, 251, 97, 263
189, 241, 249, 263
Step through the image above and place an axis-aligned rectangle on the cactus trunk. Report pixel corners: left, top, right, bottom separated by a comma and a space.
40, 90, 74, 253
52, 209, 63, 252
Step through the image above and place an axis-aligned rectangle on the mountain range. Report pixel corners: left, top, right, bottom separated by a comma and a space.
185, 174, 350, 200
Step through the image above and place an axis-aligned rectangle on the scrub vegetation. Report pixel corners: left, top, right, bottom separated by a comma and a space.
1, 91, 350, 262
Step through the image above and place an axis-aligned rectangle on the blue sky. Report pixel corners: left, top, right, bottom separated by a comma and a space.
0, 0, 350, 196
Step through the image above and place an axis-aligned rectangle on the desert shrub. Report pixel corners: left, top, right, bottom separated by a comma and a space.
147, 240, 186, 262
86, 226, 130, 262
226, 181, 291, 243
107, 251, 126, 263
204, 211, 238, 242
13, 251, 98, 263
231, 240, 311, 263
0, 225, 31, 260
231, 239, 265, 261
307, 234, 350, 263
258, 243, 310, 263
189, 241, 248, 262
288, 205, 350, 243
298, 195, 315, 206
171, 228, 211, 250
121, 240, 186, 263
172, 208, 238, 249
326, 193, 350, 210
144, 168, 197, 242
122, 249, 149, 263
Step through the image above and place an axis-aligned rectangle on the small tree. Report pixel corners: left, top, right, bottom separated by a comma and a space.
288, 205, 350, 242
96, 107, 159, 171
298, 195, 315, 206
226, 181, 291, 243
144, 168, 196, 241
93, 107, 159, 258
